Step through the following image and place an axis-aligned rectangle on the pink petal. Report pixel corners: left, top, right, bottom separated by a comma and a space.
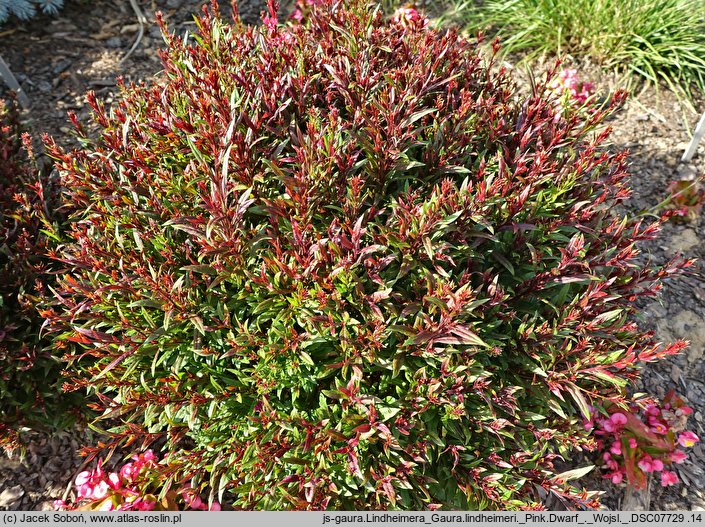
670, 450, 687, 464
75, 471, 92, 486
92, 481, 110, 500
108, 472, 122, 490
610, 412, 627, 425
661, 470, 678, 486
678, 431, 699, 447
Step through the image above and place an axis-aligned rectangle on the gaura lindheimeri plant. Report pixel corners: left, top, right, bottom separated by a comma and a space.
55, 450, 222, 511
43, 0, 691, 510
0, 97, 83, 453
587, 391, 699, 490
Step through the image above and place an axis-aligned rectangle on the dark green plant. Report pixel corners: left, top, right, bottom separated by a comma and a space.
44, 0, 689, 509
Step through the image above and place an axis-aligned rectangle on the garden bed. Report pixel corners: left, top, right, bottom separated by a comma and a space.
0, 0, 704, 511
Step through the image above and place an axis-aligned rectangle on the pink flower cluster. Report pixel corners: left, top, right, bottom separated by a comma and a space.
391, 6, 429, 29
54, 450, 221, 512
288, 0, 326, 23
587, 392, 699, 490
549, 68, 596, 106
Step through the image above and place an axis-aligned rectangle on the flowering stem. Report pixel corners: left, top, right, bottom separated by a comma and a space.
635, 175, 704, 219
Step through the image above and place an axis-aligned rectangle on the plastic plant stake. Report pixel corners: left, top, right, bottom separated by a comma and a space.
682, 110, 705, 162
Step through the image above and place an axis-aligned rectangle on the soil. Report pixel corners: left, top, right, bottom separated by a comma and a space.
0, 0, 704, 512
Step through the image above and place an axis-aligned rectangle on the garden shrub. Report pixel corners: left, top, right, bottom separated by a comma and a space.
44, 0, 690, 510
0, 97, 82, 451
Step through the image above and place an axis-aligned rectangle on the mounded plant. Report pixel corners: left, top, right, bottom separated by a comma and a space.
0, 97, 82, 451
44, 0, 689, 510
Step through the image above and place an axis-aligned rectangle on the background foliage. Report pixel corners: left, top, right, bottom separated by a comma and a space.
0, 0, 64, 24
446, 0, 705, 98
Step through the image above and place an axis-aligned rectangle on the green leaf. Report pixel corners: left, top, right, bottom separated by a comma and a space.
299, 351, 315, 367
565, 382, 591, 420
594, 308, 624, 325
181, 264, 218, 275
547, 399, 567, 419
191, 316, 206, 335
378, 404, 401, 421
401, 108, 437, 128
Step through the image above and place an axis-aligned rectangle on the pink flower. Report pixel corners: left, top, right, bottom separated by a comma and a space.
53, 499, 66, 510
652, 459, 664, 472
134, 498, 156, 511
75, 471, 93, 496
289, 7, 303, 22
628, 438, 638, 449
609, 441, 621, 456
575, 83, 595, 104
131, 450, 157, 468
558, 69, 578, 85
107, 472, 122, 490
550, 69, 595, 106
263, 15, 277, 30
602, 412, 626, 433
75, 463, 108, 500
185, 493, 203, 510
610, 471, 623, 484
391, 6, 428, 28
209, 502, 222, 511
676, 406, 693, 417
646, 404, 660, 417
678, 431, 699, 448
638, 455, 654, 473
91, 481, 110, 500
650, 421, 669, 435
120, 462, 139, 482
182, 485, 206, 510
98, 499, 115, 511
661, 470, 679, 486
602, 452, 618, 471
610, 413, 627, 426
670, 450, 688, 464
